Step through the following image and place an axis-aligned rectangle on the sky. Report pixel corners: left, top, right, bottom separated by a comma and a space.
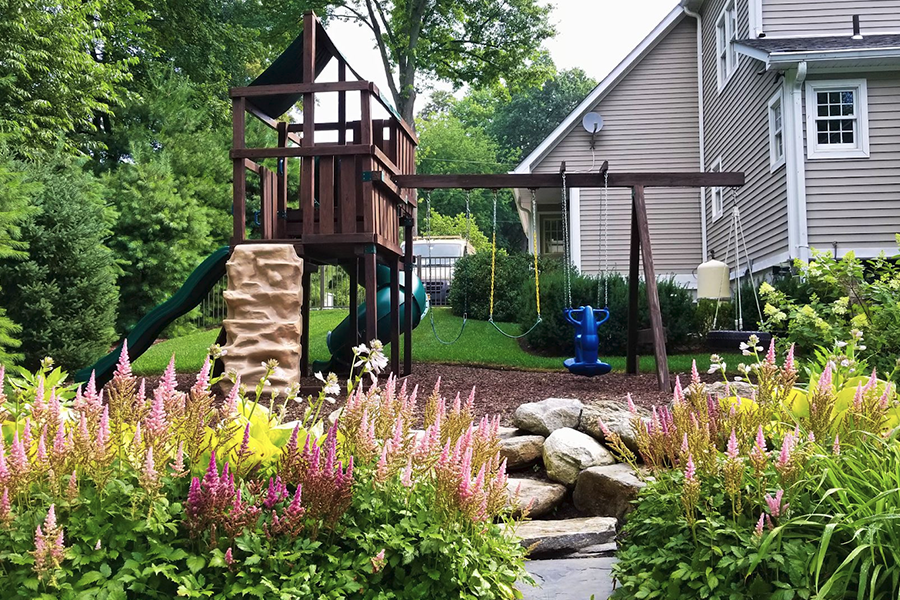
323, 0, 680, 115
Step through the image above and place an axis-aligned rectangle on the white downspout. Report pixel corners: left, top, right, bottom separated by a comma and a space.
789, 61, 809, 262
684, 7, 708, 261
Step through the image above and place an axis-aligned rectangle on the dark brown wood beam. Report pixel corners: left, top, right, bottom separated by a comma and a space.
393, 172, 745, 189
230, 144, 375, 159
230, 81, 372, 98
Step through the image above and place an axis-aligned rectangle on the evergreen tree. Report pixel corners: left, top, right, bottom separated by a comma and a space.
0, 156, 119, 370
0, 147, 38, 365
105, 148, 211, 333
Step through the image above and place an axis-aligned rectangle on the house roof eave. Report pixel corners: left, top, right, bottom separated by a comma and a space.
512, 6, 687, 177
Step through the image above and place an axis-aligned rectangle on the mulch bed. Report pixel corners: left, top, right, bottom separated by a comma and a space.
143, 363, 706, 427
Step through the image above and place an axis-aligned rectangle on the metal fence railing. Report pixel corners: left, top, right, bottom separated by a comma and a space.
190, 255, 464, 330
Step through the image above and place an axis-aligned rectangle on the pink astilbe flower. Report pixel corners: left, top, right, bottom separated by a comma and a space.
775, 433, 794, 476
113, 341, 134, 383
864, 369, 878, 394
401, 456, 413, 488
681, 433, 689, 456
263, 476, 288, 509
784, 344, 796, 374
192, 356, 212, 394
833, 434, 841, 456
684, 454, 696, 481
145, 390, 168, 438
33, 504, 65, 579
224, 547, 234, 567
765, 338, 776, 365
94, 539, 101, 551
755, 426, 767, 453
673, 376, 685, 405
66, 471, 78, 501
10, 431, 28, 478
375, 441, 392, 483
727, 429, 740, 460
764, 489, 789, 518
691, 360, 701, 385
852, 384, 864, 411
171, 441, 186, 475
140, 447, 159, 491
96, 406, 110, 460
880, 383, 893, 410
51, 422, 67, 461
223, 375, 241, 417
465, 386, 476, 413
754, 513, 765, 538
371, 549, 386, 573
48, 390, 62, 427
627, 393, 637, 414
0, 487, 11, 526
818, 365, 833, 393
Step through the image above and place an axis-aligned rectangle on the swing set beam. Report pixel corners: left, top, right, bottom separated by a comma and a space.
393, 161, 746, 393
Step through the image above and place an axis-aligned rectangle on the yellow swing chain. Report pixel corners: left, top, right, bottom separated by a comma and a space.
488, 189, 542, 338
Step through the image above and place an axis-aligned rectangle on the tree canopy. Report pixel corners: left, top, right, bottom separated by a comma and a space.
335, 0, 556, 122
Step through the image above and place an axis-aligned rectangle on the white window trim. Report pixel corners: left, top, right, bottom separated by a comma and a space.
716, 0, 739, 91
710, 157, 725, 221
768, 90, 786, 171
805, 79, 870, 160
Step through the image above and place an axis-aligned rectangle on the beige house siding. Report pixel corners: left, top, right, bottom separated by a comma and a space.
803, 73, 900, 253
762, 0, 900, 38
534, 17, 703, 278
701, 0, 789, 270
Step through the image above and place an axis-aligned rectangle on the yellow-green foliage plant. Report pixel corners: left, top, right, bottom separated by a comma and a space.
598, 336, 900, 599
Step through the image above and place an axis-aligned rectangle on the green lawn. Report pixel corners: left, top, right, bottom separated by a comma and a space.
133, 308, 741, 376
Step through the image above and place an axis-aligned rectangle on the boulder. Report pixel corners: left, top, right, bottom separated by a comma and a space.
516, 516, 617, 558
506, 478, 566, 518
500, 435, 545, 470
497, 426, 521, 440
514, 398, 584, 436
543, 428, 615, 486
707, 381, 755, 399
573, 464, 646, 523
578, 400, 647, 454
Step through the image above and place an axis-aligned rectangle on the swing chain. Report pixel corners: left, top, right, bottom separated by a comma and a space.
531, 189, 541, 319
560, 170, 572, 309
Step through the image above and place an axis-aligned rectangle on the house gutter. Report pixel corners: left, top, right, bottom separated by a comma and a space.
683, 6, 708, 261
786, 61, 810, 262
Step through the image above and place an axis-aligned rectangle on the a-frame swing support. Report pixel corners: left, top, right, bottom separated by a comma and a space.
391, 161, 745, 392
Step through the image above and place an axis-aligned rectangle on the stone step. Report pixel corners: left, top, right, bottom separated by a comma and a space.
506, 478, 567, 518
521, 556, 616, 600
516, 516, 617, 558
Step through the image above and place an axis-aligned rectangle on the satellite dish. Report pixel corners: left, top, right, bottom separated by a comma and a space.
582, 112, 604, 134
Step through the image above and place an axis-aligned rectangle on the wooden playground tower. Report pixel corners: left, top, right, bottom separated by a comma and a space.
230, 11, 744, 391
230, 12, 419, 377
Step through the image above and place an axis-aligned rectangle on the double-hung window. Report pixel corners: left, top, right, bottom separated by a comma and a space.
768, 90, 785, 170
710, 158, 724, 221
805, 79, 870, 159
716, 1, 738, 90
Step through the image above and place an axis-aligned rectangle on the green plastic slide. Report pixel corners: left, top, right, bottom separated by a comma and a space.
75, 246, 231, 386
312, 265, 428, 374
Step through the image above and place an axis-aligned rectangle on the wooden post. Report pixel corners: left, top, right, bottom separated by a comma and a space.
300, 12, 316, 236
300, 266, 311, 377
364, 252, 378, 345
349, 258, 359, 346
389, 254, 400, 374
633, 186, 670, 392
232, 97, 246, 244
627, 193, 640, 375
403, 220, 414, 375
276, 121, 288, 238
337, 60, 347, 145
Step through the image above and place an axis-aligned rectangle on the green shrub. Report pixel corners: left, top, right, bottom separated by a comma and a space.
608, 338, 900, 599
448, 250, 534, 322
0, 347, 528, 598
0, 156, 118, 371
519, 267, 696, 355
759, 244, 900, 375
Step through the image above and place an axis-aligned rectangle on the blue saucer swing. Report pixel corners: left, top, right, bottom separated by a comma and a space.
564, 306, 612, 376
560, 169, 612, 377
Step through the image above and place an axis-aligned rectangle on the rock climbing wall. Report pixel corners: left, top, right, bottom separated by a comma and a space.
221, 244, 304, 395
